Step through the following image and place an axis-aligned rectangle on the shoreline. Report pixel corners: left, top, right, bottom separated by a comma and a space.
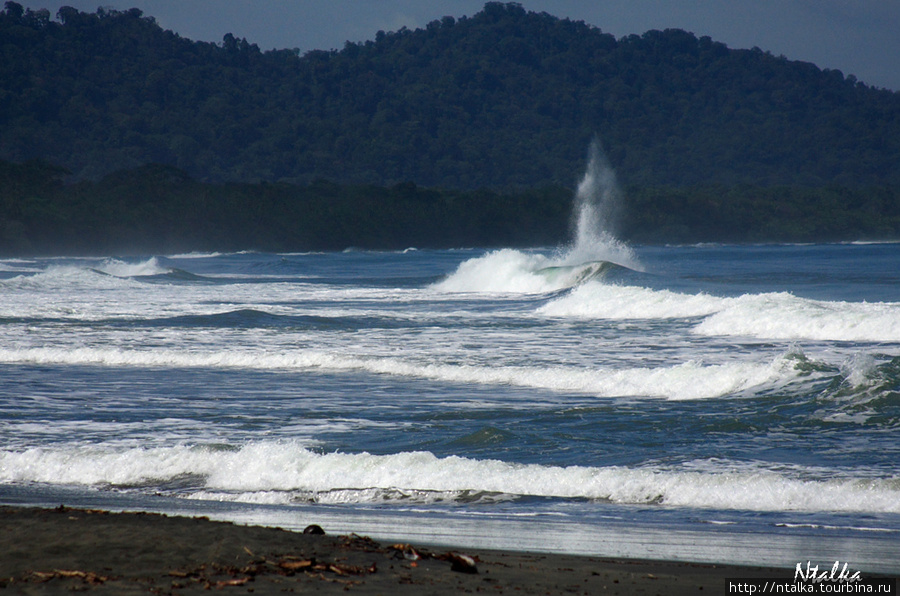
3, 505, 885, 595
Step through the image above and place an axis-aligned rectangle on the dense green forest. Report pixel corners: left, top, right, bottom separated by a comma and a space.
3, 159, 899, 256
2, 2, 899, 254
1, 1, 898, 188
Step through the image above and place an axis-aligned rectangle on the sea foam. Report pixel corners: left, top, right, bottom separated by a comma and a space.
2, 442, 897, 514
96, 257, 170, 277
694, 293, 900, 342
540, 282, 900, 343
432, 250, 560, 293
538, 283, 720, 319
0, 347, 805, 400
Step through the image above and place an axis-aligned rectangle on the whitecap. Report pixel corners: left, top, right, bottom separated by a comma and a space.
3, 443, 898, 514
96, 257, 170, 277
0, 347, 803, 400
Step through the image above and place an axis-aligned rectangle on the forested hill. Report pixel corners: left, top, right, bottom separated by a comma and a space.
1, 1, 899, 188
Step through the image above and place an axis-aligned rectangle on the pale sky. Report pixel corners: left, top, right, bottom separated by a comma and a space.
17, 0, 900, 90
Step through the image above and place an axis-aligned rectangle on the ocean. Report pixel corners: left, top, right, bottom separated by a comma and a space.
1, 241, 898, 574
1, 150, 898, 574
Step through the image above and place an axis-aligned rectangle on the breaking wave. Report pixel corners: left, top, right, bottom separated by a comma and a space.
94, 257, 171, 277
433, 140, 641, 294
2, 442, 897, 514
0, 257, 171, 290
540, 283, 900, 342
0, 347, 808, 401
431, 249, 625, 293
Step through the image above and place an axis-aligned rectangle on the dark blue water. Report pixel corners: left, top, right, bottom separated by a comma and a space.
1, 243, 898, 572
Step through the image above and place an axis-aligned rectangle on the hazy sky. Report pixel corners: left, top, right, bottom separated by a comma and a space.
17, 0, 900, 91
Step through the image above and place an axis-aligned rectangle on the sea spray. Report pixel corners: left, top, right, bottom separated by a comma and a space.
562, 139, 639, 269
434, 141, 640, 293
98, 257, 170, 277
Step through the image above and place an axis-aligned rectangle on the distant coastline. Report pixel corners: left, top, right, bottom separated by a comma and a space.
2, 160, 899, 256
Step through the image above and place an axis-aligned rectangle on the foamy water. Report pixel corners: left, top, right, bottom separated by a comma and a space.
1, 245, 898, 572
3, 442, 897, 513
0, 345, 808, 400
539, 281, 900, 342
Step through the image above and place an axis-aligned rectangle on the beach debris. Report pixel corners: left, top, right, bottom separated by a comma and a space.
15, 525, 491, 593
390, 543, 421, 561
272, 556, 377, 577
277, 557, 316, 572
30, 569, 111, 585
166, 562, 262, 590
210, 576, 251, 588
303, 523, 326, 535
444, 552, 479, 574
341, 532, 382, 551
388, 543, 480, 574
327, 562, 375, 575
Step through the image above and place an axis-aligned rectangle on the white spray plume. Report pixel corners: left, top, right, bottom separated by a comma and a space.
562, 140, 639, 270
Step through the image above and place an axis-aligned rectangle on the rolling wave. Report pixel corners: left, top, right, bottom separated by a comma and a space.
432, 249, 636, 293
167, 251, 225, 259
94, 257, 171, 277
138, 309, 347, 330
141, 268, 220, 284
427, 245, 900, 343
540, 282, 900, 342
694, 294, 900, 342
1, 264, 143, 290
1, 257, 221, 289
0, 346, 810, 400
2, 442, 897, 514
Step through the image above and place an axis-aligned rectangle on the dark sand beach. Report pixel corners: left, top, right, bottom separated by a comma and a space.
0, 505, 837, 595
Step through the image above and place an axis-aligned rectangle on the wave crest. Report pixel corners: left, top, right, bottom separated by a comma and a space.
432, 249, 633, 294
541, 283, 900, 342
0, 347, 805, 400
2, 443, 897, 514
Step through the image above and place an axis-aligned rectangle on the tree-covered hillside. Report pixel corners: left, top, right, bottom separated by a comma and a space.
1, 1, 898, 188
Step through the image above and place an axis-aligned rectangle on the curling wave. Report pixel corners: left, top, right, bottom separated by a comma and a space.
432, 249, 635, 294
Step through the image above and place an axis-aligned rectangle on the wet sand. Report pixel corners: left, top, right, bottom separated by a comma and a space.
0, 505, 828, 594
